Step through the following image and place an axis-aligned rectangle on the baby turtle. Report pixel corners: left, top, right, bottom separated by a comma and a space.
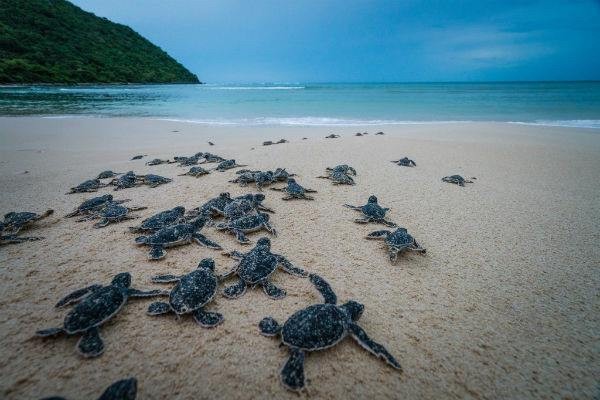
326, 164, 357, 176
110, 171, 139, 190
200, 152, 226, 163
442, 175, 473, 186
2, 209, 53, 234
367, 227, 426, 262
355, 132, 363, 136
375, 131, 385, 135
344, 195, 396, 227
177, 156, 201, 167
0, 233, 43, 246
79, 203, 147, 228
216, 212, 276, 244
220, 237, 307, 299
135, 215, 222, 260
222, 199, 254, 221
272, 168, 296, 181
259, 274, 401, 391
318, 170, 355, 185
263, 141, 274, 146
42, 377, 137, 400
325, 134, 340, 139
234, 193, 274, 213
129, 206, 185, 233
36, 273, 166, 357
138, 174, 172, 188
147, 258, 224, 327
96, 170, 123, 179
229, 170, 260, 186
189, 192, 233, 219
145, 158, 174, 166
276, 139, 288, 144
214, 159, 247, 172
131, 154, 146, 160
179, 166, 210, 178
67, 179, 106, 194
392, 157, 416, 167
65, 195, 128, 218
271, 178, 317, 200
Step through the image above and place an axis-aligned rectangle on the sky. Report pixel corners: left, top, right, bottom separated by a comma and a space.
71, 0, 600, 83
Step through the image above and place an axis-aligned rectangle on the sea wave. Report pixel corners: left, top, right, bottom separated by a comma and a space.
155, 117, 474, 126
204, 86, 305, 90
508, 120, 600, 129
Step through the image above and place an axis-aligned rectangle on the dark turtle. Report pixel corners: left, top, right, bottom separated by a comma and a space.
147, 258, 224, 327
177, 156, 200, 167
78, 203, 147, 228
258, 274, 401, 391
355, 132, 363, 136
220, 237, 307, 299
2, 209, 53, 234
96, 170, 123, 179
391, 157, 416, 167
367, 227, 426, 262
65, 195, 128, 218
229, 170, 260, 186
442, 175, 473, 186
325, 134, 340, 139
138, 174, 172, 188
179, 166, 210, 178
67, 179, 106, 194
271, 178, 317, 200
200, 153, 225, 163
234, 193, 274, 213
317, 170, 355, 185
214, 159, 247, 172
129, 206, 185, 233
276, 139, 288, 144
222, 199, 254, 221
131, 155, 146, 160
375, 131, 385, 135
41, 377, 137, 400
272, 168, 296, 182
216, 212, 276, 244
110, 171, 139, 190
326, 164, 357, 176
263, 141, 274, 146
189, 192, 233, 218
145, 158, 174, 166
135, 215, 222, 260
208, 141, 214, 146
36, 273, 166, 357
344, 195, 396, 227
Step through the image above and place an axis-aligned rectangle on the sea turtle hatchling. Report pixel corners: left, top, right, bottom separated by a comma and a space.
135, 214, 222, 260
110, 171, 139, 190
271, 178, 317, 200
442, 175, 473, 186
0, 233, 43, 246
272, 168, 296, 181
67, 179, 107, 194
199, 152, 226, 163
326, 164, 357, 176
65, 195, 128, 218
147, 258, 224, 327
325, 134, 340, 139
391, 157, 416, 167
214, 159, 247, 172
131, 154, 146, 160
78, 203, 147, 228
138, 174, 172, 188
258, 274, 401, 391
2, 209, 53, 234
129, 206, 186, 233
216, 212, 276, 244
344, 195, 396, 227
179, 166, 210, 177
145, 158, 174, 166
96, 170, 123, 179
220, 237, 307, 299
318, 169, 355, 185
36, 273, 166, 358
42, 377, 137, 400
234, 193, 275, 213
188, 192, 233, 218
366, 227, 426, 262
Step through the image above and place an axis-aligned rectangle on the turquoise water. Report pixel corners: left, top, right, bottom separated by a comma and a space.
1, 82, 599, 128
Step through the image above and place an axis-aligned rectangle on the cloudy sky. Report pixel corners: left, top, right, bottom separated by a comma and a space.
72, 0, 600, 83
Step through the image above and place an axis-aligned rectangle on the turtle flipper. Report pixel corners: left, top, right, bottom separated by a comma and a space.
389, 249, 399, 263
354, 217, 370, 224
151, 274, 181, 283
343, 204, 361, 210
223, 279, 247, 299
261, 280, 286, 299
309, 274, 337, 304
98, 378, 137, 400
223, 250, 244, 260
381, 219, 397, 227
149, 245, 166, 260
258, 317, 281, 336
192, 233, 222, 249
77, 327, 104, 358
1, 235, 43, 245
366, 230, 390, 239
93, 218, 110, 228
55, 284, 102, 307
348, 323, 402, 370
301, 194, 314, 200
277, 256, 308, 277
36, 327, 65, 337
147, 302, 171, 315
280, 348, 306, 391
128, 288, 168, 298
233, 230, 250, 244
263, 222, 277, 236
193, 309, 224, 328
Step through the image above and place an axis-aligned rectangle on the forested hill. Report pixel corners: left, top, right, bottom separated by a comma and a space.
0, 0, 200, 84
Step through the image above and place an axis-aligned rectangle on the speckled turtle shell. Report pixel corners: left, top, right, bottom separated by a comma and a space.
141, 174, 172, 187
167, 264, 218, 314
285, 179, 307, 195
3, 209, 53, 233
97, 204, 129, 220
223, 199, 253, 220
226, 213, 269, 231
328, 164, 356, 176
216, 159, 236, 170
272, 168, 294, 181
130, 207, 184, 232
328, 170, 355, 185
281, 304, 348, 349
236, 243, 281, 284
137, 222, 198, 246
182, 166, 209, 176
97, 170, 121, 179
69, 179, 103, 193
385, 228, 417, 249
75, 194, 114, 213
360, 196, 387, 218
442, 175, 470, 186
197, 193, 233, 216
112, 171, 137, 190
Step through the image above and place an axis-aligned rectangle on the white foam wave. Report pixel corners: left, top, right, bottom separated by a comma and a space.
155, 117, 473, 126
508, 120, 600, 129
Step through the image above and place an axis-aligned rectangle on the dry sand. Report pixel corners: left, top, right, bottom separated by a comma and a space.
0, 117, 598, 399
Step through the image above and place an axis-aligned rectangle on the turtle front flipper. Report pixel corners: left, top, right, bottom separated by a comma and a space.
261, 280, 286, 299
0, 235, 43, 245
93, 219, 111, 228
381, 219, 397, 228
277, 256, 308, 277
300, 194, 315, 200
348, 323, 402, 371
366, 230, 390, 239
151, 274, 181, 283
55, 284, 102, 307
148, 245, 166, 260
281, 348, 306, 391
77, 327, 104, 358
222, 250, 244, 260
258, 317, 281, 336
98, 378, 137, 400
36, 327, 65, 337
263, 222, 277, 236
343, 204, 361, 210
309, 274, 337, 304
223, 279, 247, 299
147, 302, 172, 316
233, 230, 250, 244
193, 309, 224, 328
192, 233, 222, 250
127, 288, 169, 298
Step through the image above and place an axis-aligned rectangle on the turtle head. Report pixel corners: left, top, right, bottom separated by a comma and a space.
287, 178, 296, 184
367, 195, 378, 203
103, 194, 114, 202
254, 193, 265, 202
4, 212, 15, 219
258, 212, 270, 222
173, 206, 185, 215
112, 272, 132, 288
341, 300, 364, 321
197, 258, 215, 271
219, 192, 231, 199
256, 237, 271, 249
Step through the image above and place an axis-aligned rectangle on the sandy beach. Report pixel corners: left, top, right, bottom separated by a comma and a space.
0, 117, 598, 399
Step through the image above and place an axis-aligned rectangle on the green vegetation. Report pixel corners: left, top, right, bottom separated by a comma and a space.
0, 0, 200, 84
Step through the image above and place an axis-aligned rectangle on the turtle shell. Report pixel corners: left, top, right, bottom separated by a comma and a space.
79, 195, 113, 211
4, 212, 38, 226
217, 160, 234, 170
223, 200, 253, 220
101, 204, 128, 219
229, 214, 264, 230
73, 179, 101, 191
362, 203, 386, 219
287, 181, 305, 195
200, 195, 232, 215
238, 248, 278, 284
63, 286, 127, 333
169, 268, 218, 314
282, 304, 348, 350
141, 208, 183, 230
144, 223, 195, 245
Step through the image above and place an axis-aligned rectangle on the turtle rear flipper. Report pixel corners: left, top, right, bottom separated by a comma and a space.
149, 245, 166, 260
77, 327, 104, 358
366, 230, 390, 239
192, 233, 222, 250
55, 284, 102, 307
147, 302, 171, 316
1, 235, 43, 245
258, 317, 281, 336
348, 323, 402, 370
134, 235, 147, 244
93, 219, 110, 228
262, 280, 286, 299
223, 279, 247, 299
309, 274, 337, 304
151, 274, 181, 283
233, 230, 250, 244
36, 327, 65, 337
281, 348, 306, 391
193, 309, 224, 328
381, 219, 397, 228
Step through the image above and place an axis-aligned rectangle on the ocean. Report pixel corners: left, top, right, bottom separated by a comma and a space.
1, 82, 599, 128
